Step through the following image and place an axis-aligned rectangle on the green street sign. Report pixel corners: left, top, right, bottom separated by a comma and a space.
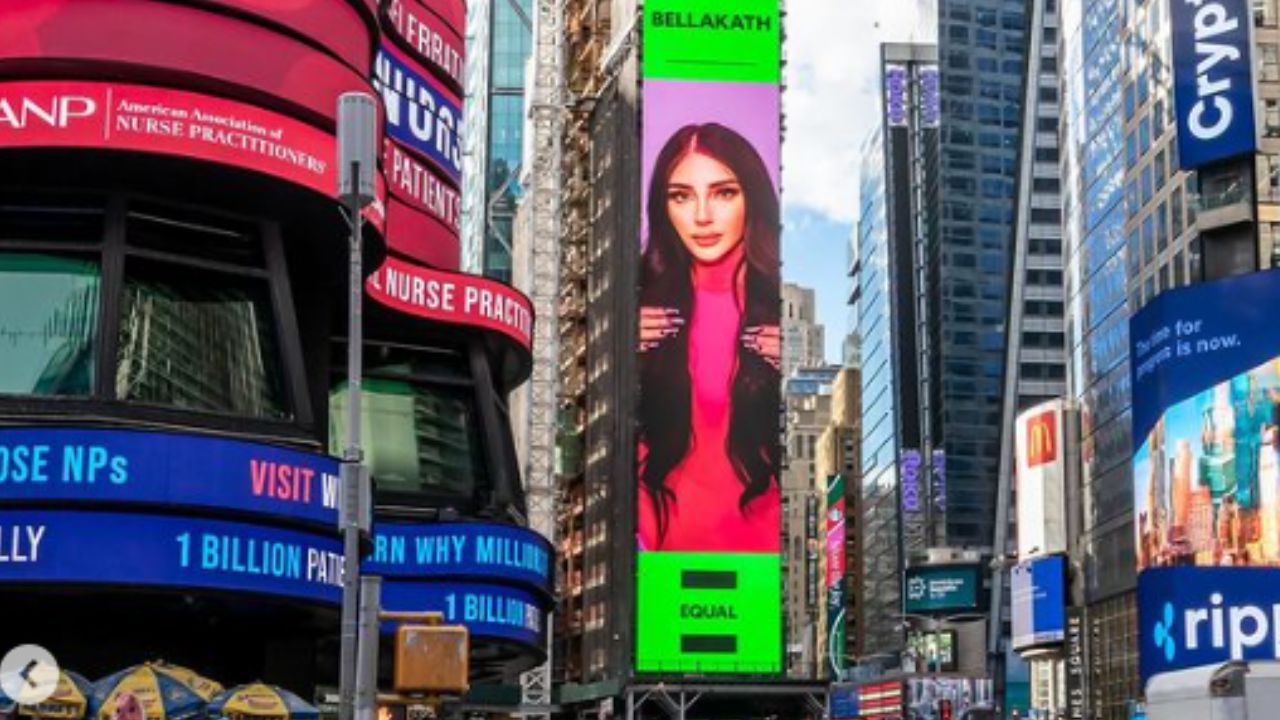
642, 0, 781, 83
636, 551, 781, 674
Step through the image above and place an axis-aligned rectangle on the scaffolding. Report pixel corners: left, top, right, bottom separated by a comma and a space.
518, 0, 566, 717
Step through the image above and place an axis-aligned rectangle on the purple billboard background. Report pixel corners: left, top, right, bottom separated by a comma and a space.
640, 80, 781, 246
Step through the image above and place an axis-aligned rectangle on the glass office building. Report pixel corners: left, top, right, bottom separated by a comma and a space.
933, 0, 1030, 548
1061, 0, 1140, 713
461, 0, 532, 282
853, 125, 903, 658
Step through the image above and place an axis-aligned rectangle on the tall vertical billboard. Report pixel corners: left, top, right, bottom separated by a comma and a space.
1015, 399, 1067, 560
1131, 270, 1280, 679
826, 474, 848, 679
635, 0, 783, 674
1170, 0, 1257, 169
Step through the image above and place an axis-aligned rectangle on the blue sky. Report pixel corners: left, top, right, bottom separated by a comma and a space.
779, 0, 932, 363
781, 206, 852, 363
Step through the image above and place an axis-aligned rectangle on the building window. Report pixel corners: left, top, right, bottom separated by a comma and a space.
0, 253, 100, 396
115, 206, 287, 419
330, 345, 489, 509
1257, 0, 1279, 26
1264, 44, 1280, 82
1267, 100, 1280, 137
1171, 186, 1184, 237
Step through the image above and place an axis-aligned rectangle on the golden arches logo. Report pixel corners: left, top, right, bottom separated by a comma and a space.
1025, 410, 1057, 468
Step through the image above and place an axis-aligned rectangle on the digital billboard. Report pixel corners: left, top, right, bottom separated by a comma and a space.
635, 0, 782, 675
1170, 0, 1257, 169
1131, 270, 1280, 570
641, 0, 780, 83
0, 427, 339, 527
1011, 555, 1067, 651
1137, 566, 1280, 681
903, 565, 982, 614
1015, 399, 1067, 560
826, 474, 848, 679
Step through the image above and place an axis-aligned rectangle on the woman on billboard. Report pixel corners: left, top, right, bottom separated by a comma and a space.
636, 122, 781, 553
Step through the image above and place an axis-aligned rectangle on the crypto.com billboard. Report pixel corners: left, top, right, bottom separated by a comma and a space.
635, 0, 782, 675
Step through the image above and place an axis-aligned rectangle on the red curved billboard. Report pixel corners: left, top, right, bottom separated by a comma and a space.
384, 0, 466, 90
0, 79, 384, 228
0, 0, 373, 124
367, 257, 534, 352
200, 0, 375, 72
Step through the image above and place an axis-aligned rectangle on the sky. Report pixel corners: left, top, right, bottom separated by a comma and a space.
780, 0, 934, 362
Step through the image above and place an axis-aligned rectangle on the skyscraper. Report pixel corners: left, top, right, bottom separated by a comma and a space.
782, 364, 840, 678
461, 0, 532, 282
782, 282, 827, 378
851, 44, 940, 661
932, 0, 1029, 550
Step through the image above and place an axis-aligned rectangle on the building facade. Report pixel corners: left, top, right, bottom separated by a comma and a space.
0, 0, 550, 702
815, 366, 865, 677
782, 282, 827, 379
852, 122, 904, 661
783, 365, 840, 678
461, 0, 533, 282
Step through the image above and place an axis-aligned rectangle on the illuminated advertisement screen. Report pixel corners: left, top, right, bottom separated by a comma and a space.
641, 0, 780, 83
380, 580, 546, 650
1011, 555, 1066, 650
373, 41, 462, 184
635, 0, 781, 675
826, 474, 847, 679
903, 565, 982, 614
0, 507, 551, 647
365, 256, 534, 351
0, 509, 343, 603
0, 427, 339, 527
0, 80, 341, 205
362, 521, 554, 598
1130, 270, 1280, 570
383, 0, 466, 90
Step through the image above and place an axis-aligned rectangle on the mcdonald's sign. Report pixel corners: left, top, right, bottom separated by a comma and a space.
1016, 399, 1068, 561
1024, 409, 1057, 468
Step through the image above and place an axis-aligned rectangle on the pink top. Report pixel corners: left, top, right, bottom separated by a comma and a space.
638, 250, 780, 553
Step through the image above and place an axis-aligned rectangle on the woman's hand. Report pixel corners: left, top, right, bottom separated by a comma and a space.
639, 306, 683, 352
742, 324, 781, 371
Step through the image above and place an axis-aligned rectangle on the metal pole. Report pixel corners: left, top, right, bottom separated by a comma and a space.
355, 576, 382, 720
339, 162, 365, 720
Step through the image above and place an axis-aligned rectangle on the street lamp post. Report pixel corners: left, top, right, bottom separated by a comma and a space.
336, 92, 378, 720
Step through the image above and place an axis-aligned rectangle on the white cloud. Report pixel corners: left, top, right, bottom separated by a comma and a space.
781, 0, 934, 223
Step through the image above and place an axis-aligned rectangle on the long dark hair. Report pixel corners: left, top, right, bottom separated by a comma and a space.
638, 122, 781, 545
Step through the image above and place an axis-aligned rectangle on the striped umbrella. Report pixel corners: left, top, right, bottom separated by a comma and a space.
1, 669, 92, 720
90, 665, 205, 720
144, 666, 219, 704
206, 684, 317, 720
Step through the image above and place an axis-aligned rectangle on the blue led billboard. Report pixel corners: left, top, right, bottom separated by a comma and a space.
1171, 0, 1257, 168
0, 427, 339, 526
1131, 270, 1280, 570
1011, 555, 1066, 651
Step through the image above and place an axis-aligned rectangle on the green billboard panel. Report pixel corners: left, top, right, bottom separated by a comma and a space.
903, 565, 983, 614
642, 0, 780, 83
636, 552, 781, 674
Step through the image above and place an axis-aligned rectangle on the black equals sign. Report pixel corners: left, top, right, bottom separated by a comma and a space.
680, 569, 738, 654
